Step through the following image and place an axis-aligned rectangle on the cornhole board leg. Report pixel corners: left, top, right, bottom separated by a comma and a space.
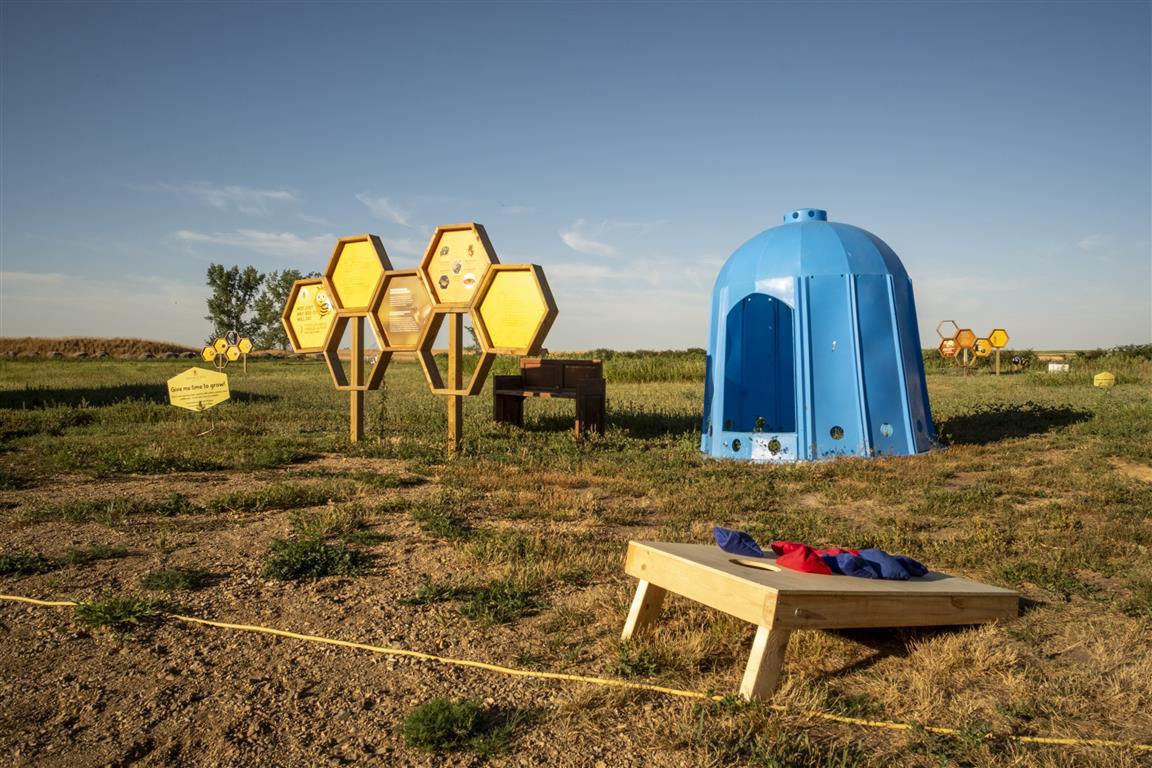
739, 624, 791, 701
620, 579, 666, 641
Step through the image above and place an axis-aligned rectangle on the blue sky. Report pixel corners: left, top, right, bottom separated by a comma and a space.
2, 1, 1149, 351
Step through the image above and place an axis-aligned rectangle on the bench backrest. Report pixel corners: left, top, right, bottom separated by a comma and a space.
519, 358, 602, 390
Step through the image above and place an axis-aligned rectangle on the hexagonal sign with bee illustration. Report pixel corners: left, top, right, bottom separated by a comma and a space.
973, 338, 993, 358
419, 223, 499, 308
282, 278, 337, 353
371, 270, 435, 351
989, 329, 1010, 349
938, 338, 958, 358
325, 235, 392, 313
472, 264, 558, 356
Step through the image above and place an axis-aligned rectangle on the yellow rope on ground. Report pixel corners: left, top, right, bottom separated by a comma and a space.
2, 593, 1148, 752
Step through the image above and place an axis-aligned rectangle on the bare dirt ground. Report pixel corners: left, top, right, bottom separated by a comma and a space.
0, 456, 704, 768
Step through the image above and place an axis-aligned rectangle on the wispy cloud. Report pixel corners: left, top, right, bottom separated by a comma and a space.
385, 238, 425, 257
147, 182, 297, 215
356, 193, 412, 227
0, 270, 68, 285
560, 219, 616, 257
1077, 234, 1116, 252
173, 229, 334, 260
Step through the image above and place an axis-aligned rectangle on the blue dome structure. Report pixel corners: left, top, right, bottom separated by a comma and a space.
701, 209, 936, 462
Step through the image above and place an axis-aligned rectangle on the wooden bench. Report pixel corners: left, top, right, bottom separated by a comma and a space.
493, 358, 606, 438
622, 541, 1019, 701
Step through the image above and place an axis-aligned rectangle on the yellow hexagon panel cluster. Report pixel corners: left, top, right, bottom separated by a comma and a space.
283, 225, 556, 396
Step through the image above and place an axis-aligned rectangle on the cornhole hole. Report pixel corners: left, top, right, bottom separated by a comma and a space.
621, 541, 1019, 701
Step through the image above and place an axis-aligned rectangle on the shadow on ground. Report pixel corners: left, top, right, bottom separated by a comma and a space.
935, 403, 1092, 446
0, 385, 279, 409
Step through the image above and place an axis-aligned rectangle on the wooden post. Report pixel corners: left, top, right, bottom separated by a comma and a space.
739, 624, 791, 701
447, 312, 463, 455
620, 580, 667, 641
349, 316, 364, 443
995, 349, 1001, 376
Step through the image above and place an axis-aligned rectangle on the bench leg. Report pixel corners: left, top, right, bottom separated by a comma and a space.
493, 393, 524, 427
575, 380, 606, 438
739, 625, 791, 701
620, 580, 666, 641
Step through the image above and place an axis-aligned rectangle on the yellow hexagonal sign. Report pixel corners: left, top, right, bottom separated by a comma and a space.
237, 338, 253, 354
167, 367, 230, 412
201, 346, 217, 362
213, 338, 229, 355
955, 329, 977, 350
472, 264, 558, 356
936, 320, 959, 340
416, 308, 495, 396
973, 338, 992, 358
282, 278, 337, 354
419, 223, 499, 308
325, 234, 392, 313
989, 329, 1009, 349
225, 345, 242, 362
371, 270, 435, 351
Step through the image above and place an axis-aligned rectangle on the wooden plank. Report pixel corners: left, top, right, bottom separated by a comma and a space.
349, 317, 364, 442
447, 312, 463, 455
773, 593, 1019, 629
621, 579, 667, 641
739, 625, 791, 701
625, 542, 778, 627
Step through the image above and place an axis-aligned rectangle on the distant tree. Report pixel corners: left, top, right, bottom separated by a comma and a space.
204, 264, 265, 342
252, 269, 319, 350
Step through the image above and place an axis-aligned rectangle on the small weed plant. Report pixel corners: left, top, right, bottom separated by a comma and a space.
74, 595, 166, 632
402, 698, 517, 756
0, 550, 58, 576
64, 544, 128, 566
140, 566, 213, 591
261, 537, 368, 581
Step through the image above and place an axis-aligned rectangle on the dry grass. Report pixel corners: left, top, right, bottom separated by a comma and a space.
1, 352, 1150, 766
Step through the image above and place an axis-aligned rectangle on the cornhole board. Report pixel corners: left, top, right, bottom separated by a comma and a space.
621, 541, 1019, 701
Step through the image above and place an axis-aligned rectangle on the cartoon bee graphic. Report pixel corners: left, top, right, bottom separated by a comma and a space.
315, 289, 333, 316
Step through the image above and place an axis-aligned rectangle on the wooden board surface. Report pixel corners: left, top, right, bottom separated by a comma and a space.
625, 541, 1018, 629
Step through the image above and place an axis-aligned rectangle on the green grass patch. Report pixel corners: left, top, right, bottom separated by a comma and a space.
402, 698, 518, 756
0, 550, 58, 575
260, 537, 368, 581
616, 641, 662, 678
140, 566, 214, 591
998, 561, 1095, 601
411, 506, 471, 540
63, 544, 129, 566
207, 483, 344, 514
74, 595, 166, 632
289, 502, 365, 539
400, 575, 544, 624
